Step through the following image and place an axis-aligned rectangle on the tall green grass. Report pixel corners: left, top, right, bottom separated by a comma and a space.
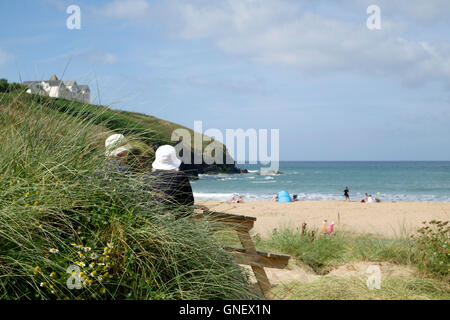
0, 91, 255, 300
255, 228, 416, 275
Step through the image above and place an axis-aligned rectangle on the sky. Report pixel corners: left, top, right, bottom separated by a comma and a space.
0, 0, 449, 161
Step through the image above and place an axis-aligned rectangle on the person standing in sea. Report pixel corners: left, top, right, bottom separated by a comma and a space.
344, 187, 350, 201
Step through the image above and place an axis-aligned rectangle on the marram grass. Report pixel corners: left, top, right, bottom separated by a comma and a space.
0, 91, 256, 300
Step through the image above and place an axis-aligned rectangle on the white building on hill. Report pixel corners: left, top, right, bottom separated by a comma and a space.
24, 74, 90, 104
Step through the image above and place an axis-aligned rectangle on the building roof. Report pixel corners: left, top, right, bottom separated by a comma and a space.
24, 76, 89, 92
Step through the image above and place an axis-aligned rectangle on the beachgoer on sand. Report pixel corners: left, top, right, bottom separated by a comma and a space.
142, 145, 194, 218
227, 196, 236, 204
344, 187, 350, 201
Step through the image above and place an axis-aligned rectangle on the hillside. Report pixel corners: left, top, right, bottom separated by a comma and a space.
0, 84, 244, 176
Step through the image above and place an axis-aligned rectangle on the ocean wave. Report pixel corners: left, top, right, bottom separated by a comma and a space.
194, 192, 273, 201
193, 191, 450, 202
193, 192, 235, 200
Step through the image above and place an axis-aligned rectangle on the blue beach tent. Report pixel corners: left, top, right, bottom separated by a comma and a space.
278, 190, 292, 203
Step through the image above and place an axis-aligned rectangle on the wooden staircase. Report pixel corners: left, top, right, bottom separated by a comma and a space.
194, 210, 290, 296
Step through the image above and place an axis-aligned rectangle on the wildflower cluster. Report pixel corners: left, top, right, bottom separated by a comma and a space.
71, 242, 115, 297
413, 220, 450, 278
32, 241, 116, 300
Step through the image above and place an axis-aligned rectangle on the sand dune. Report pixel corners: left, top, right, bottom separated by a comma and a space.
196, 200, 450, 239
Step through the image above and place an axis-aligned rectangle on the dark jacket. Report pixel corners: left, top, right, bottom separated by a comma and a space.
142, 170, 194, 210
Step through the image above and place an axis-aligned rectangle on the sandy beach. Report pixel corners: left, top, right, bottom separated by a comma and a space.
196, 200, 450, 239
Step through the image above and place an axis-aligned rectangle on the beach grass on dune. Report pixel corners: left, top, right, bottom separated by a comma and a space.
0, 90, 256, 300
254, 228, 416, 275
254, 227, 449, 299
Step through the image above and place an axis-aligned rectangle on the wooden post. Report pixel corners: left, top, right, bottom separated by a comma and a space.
236, 229, 272, 294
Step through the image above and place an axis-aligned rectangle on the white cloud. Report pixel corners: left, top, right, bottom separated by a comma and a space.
94, 0, 450, 88
171, 0, 450, 88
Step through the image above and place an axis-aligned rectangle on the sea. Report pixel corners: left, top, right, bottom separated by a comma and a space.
191, 161, 450, 202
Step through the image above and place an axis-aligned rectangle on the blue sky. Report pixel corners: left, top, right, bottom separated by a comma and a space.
1, 0, 450, 161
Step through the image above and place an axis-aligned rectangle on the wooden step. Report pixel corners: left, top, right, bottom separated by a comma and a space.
223, 245, 290, 269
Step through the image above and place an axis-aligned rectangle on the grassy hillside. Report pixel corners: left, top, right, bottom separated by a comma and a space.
0, 86, 255, 300
1, 86, 241, 175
